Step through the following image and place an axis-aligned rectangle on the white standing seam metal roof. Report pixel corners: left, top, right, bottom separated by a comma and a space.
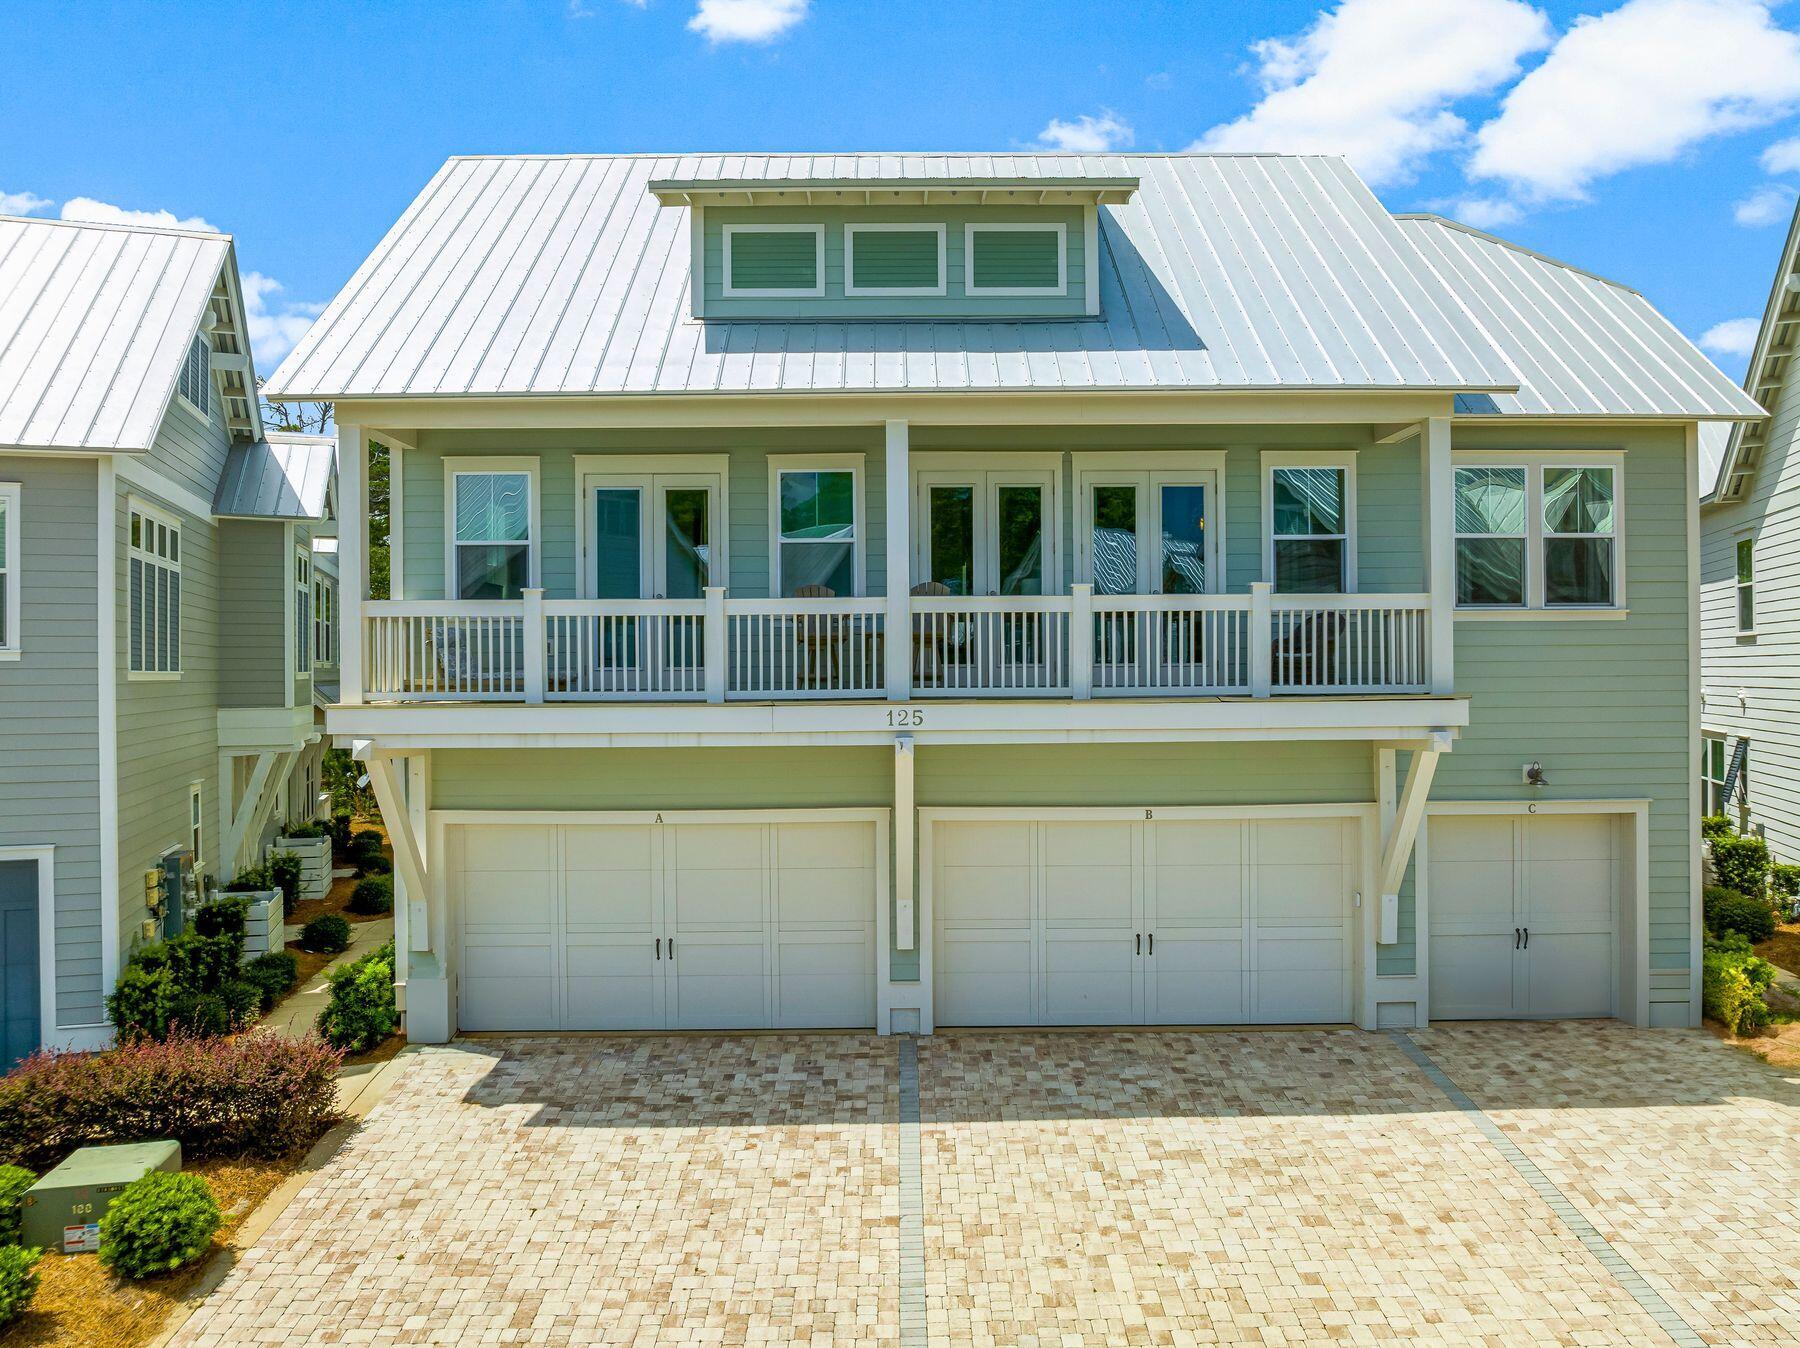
0, 214, 232, 451
265, 153, 1525, 401
212, 431, 337, 520
1394, 216, 1761, 421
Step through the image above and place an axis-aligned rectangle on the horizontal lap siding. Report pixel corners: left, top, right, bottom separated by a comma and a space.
0, 455, 104, 1025
219, 522, 289, 707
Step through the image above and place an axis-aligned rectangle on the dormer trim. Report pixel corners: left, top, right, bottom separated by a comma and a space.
650, 176, 1139, 209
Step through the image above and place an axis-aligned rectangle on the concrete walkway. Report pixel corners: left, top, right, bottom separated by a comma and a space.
257, 915, 393, 1039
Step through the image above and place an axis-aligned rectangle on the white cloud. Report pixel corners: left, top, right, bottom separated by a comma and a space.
1192, 0, 1553, 186
1701, 316, 1762, 355
240, 271, 326, 371
1452, 197, 1524, 229
60, 196, 217, 233
1035, 111, 1133, 153
1734, 183, 1795, 225
687, 0, 806, 44
1763, 135, 1800, 172
0, 189, 52, 216
1470, 0, 1800, 203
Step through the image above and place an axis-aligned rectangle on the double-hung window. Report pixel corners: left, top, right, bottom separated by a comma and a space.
0, 482, 18, 655
188, 782, 205, 873
295, 548, 312, 676
771, 458, 860, 597
1267, 461, 1351, 593
447, 462, 537, 600
1704, 734, 1748, 818
314, 574, 335, 665
1736, 536, 1755, 634
129, 503, 181, 675
1542, 466, 1616, 605
1453, 467, 1527, 606
176, 334, 211, 420
1454, 459, 1623, 611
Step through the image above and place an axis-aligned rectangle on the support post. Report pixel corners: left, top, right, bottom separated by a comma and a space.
1069, 583, 1094, 700
1378, 731, 1450, 898
1250, 581, 1273, 697
1422, 417, 1455, 695
894, 735, 915, 953
522, 587, 545, 704
884, 419, 912, 702
339, 424, 367, 705
357, 746, 429, 949
221, 751, 276, 876
703, 585, 727, 703
1375, 747, 1399, 944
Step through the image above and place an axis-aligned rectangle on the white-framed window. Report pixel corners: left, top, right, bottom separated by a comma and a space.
175, 333, 211, 420
963, 222, 1068, 297
188, 781, 204, 873
1263, 454, 1355, 593
1452, 455, 1625, 613
128, 501, 181, 676
313, 573, 336, 665
721, 224, 826, 299
769, 455, 863, 597
1704, 733, 1748, 819
0, 481, 19, 656
1736, 534, 1755, 635
844, 223, 948, 298
295, 547, 312, 677
444, 459, 539, 600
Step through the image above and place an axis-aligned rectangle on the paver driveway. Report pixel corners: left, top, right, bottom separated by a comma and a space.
170, 1023, 1800, 1347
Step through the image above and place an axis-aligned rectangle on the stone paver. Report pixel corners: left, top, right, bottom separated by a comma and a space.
166, 1024, 1800, 1347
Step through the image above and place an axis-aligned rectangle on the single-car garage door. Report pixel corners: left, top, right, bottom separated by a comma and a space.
931, 813, 1359, 1027
452, 813, 881, 1032
1428, 813, 1618, 1020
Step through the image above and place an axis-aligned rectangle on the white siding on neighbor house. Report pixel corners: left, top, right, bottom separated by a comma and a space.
1702, 334, 1800, 863
0, 454, 105, 1025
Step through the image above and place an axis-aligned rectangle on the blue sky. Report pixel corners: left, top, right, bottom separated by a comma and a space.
3, 0, 1798, 381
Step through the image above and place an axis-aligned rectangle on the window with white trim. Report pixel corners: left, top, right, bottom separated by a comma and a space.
1704, 734, 1748, 820
449, 467, 535, 600
295, 547, 312, 676
771, 459, 861, 597
188, 782, 205, 873
0, 482, 18, 654
1736, 535, 1755, 634
128, 503, 181, 675
313, 573, 336, 665
1542, 465, 1616, 606
1268, 464, 1350, 593
1453, 466, 1527, 607
176, 334, 211, 419
1452, 458, 1623, 611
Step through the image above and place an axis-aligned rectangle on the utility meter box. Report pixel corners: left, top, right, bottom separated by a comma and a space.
21, 1140, 182, 1253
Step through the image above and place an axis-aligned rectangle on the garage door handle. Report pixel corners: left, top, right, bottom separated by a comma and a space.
1148, 933, 1154, 955
668, 939, 675, 960
1522, 928, 1528, 949
1136, 933, 1141, 955
655, 938, 661, 960
1514, 928, 1521, 949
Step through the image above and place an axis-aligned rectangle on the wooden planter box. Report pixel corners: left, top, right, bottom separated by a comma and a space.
274, 835, 333, 902
210, 890, 283, 956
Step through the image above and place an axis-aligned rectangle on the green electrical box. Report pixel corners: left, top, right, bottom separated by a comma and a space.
21, 1140, 182, 1253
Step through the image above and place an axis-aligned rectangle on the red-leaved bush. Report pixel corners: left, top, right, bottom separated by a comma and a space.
0, 1032, 343, 1172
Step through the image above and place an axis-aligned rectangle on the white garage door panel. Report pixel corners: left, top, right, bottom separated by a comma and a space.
1044, 931, 1137, 1025
936, 930, 1032, 1026
454, 817, 878, 1032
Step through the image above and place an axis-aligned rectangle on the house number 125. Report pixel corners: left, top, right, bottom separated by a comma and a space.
887, 708, 924, 727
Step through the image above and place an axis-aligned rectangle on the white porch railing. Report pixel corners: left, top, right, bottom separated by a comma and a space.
360, 584, 1435, 704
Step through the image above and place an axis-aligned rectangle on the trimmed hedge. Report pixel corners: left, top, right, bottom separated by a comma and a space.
242, 951, 298, 1012
0, 1033, 343, 1173
267, 850, 303, 915
301, 914, 351, 954
348, 876, 393, 916
348, 829, 384, 859
0, 1245, 40, 1328
1772, 863, 1800, 905
193, 895, 250, 941
106, 929, 242, 1042
280, 819, 333, 841
1712, 832, 1771, 898
222, 861, 274, 894
0, 1164, 33, 1245
329, 812, 353, 852
1705, 885, 1777, 944
355, 854, 393, 878
98, 1171, 220, 1278
317, 941, 397, 1053
1701, 814, 1735, 843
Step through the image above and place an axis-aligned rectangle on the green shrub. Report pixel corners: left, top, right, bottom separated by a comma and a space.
1702, 814, 1735, 842
218, 979, 261, 1027
1772, 864, 1800, 905
348, 875, 393, 916
98, 1171, 221, 1278
355, 854, 393, 878
0, 1164, 34, 1245
280, 819, 333, 840
1704, 932, 1779, 1035
241, 951, 298, 1012
221, 861, 273, 894
167, 991, 228, 1038
1705, 885, 1777, 944
107, 963, 178, 1041
317, 941, 397, 1053
0, 1245, 41, 1327
267, 851, 303, 915
329, 812, 353, 852
300, 914, 351, 954
193, 894, 249, 941
1711, 832, 1771, 898
347, 829, 384, 858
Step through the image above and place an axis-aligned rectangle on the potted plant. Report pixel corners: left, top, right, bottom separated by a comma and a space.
273, 820, 333, 902
219, 862, 284, 956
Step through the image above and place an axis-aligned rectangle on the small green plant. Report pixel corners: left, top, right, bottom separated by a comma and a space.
347, 830, 385, 861
167, 991, 229, 1038
1711, 832, 1771, 898
348, 875, 394, 916
300, 914, 351, 954
267, 850, 303, 915
221, 861, 274, 894
329, 812, 354, 852
97, 1171, 222, 1278
280, 819, 333, 840
317, 941, 397, 1053
0, 1245, 41, 1327
1704, 931, 1779, 1035
193, 894, 249, 941
0, 1164, 35, 1245
1705, 885, 1777, 944
1701, 814, 1735, 843
1772, 863, 1800, 907
241, 951, 299, 1012
107, 962, 179, 1041
355, 854, 393, 878
218, 978, 261, 1027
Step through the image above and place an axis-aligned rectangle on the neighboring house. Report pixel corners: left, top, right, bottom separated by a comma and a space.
264, 152, 1757, 1042
0, 214, 337, 1065
1700, 204, 1800, 856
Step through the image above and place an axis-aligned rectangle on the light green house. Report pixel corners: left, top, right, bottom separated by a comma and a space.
0, 214, 339, 1065
264, 152, 1758, 1040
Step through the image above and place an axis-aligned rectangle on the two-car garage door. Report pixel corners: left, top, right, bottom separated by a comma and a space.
932, 814, 1360, 1027
452, 815, 881, 1032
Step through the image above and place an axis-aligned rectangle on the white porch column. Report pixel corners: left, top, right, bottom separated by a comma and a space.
338, 423, 367, 706
522, 588, 546, 704
1069, 584, 1094, 699
884, 419, 912, 701
1374, 747, 1399, 944
894, 735, 916, 954
703, 585, 727, 703
1422, 417, 1455, 695
1249, 581, 1273, 697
